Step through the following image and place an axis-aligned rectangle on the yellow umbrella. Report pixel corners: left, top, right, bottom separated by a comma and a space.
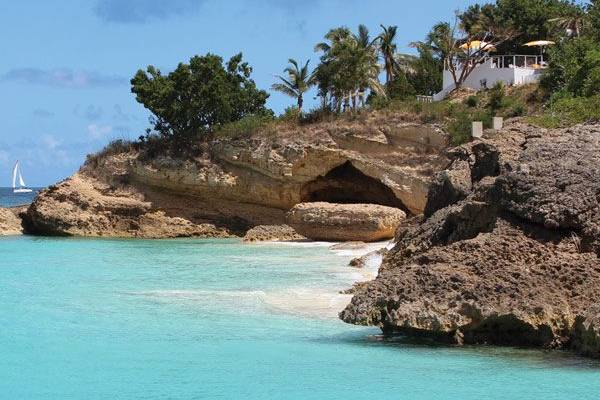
524, 40, 555, 62
460, 40, 496, 52
524, 40, 556, 47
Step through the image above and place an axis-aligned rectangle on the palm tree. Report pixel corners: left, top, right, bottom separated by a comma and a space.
314, 25, 384, 111
271, 59, 314, 113
549, 10, 586, 37
378, 25, 398, 84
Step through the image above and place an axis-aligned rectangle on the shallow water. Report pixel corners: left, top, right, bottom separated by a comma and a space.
1, 236, 599, 399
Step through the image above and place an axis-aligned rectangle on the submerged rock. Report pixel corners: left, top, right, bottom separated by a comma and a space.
286, 202, 406, 242
341, 122, 600, 357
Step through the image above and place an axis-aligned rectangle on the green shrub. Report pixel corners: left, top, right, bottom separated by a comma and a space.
507, 102, 525, 117
446, 112, 472, 145
86, 139, 135, 166
386, 73, 416, 100
465, 95, 478, 107
279, 106, 301, 122
488, 81, 506, 111
301, 107, 336, 124
528, 95, 600, 128
368, 94, 391, 110
213, 114, 274, 139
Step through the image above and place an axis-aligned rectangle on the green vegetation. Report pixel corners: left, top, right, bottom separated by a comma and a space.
130, 53, 272, 154
271, 59, 315, 114
528, 95, 600, 128
119, 0, 599, 159
86, 139, 136, 167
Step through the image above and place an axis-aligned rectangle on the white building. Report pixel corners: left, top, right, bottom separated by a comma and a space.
434, 55, 546, 101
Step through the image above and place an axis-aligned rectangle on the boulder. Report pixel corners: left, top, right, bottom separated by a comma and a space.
242, 224, 305, 242
286, 202, 406, 242
0, 207, 25, 236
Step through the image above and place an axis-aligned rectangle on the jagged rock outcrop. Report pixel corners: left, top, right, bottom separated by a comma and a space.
24, 115, 449, 238
0, 207, 25, 235
287, 202, 406, 242
341, 122, 600, 357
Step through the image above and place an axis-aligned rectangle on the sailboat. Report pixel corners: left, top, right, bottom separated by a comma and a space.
12, 160, 32, 193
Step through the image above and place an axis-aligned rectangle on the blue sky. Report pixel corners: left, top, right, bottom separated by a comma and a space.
0, 0, 479, 186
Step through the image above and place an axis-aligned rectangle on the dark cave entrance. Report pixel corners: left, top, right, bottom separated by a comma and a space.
300, 161, 408, 211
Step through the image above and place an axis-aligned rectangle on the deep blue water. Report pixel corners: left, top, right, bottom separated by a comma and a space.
1, 235, 600, 399
0, 187, 41, 207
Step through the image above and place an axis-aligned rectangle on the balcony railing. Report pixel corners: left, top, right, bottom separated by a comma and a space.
444, 55, 548, 71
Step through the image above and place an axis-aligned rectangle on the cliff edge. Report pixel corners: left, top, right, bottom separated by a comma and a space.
23, 114, 449, 238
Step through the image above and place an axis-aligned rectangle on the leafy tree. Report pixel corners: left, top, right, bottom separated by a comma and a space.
406, 46, 443, 95
271, 59, 314, 113
386, 73, 416, 100
131, 53, 271, 143
460, 0, 584, 53
541, 38, 600, 97
587, 0, 600, 41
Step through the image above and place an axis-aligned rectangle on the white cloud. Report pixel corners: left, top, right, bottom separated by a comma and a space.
87, 124, 113, 140
41, 134, 61, 150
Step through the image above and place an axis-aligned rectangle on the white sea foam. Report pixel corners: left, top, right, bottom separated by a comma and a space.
125, 288, 351, 319
125, 239, 393, 320
328, 241, 391, 258
260, 287, 353, 319
252, 240, 336, 248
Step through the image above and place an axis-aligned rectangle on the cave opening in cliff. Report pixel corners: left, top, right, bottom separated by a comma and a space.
300, 161, 408, 211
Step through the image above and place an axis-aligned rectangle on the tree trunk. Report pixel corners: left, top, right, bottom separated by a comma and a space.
298, 94, 303, 114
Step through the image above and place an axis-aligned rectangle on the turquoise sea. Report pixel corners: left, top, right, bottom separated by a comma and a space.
2, 235, 600, 399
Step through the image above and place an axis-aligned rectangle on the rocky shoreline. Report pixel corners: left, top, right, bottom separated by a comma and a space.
340, 122, 600, 358
4, 116, 600, 359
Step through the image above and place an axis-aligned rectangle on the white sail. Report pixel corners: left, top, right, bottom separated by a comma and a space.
18, 170, 26, 187
12, 161, 18, 189
12, 160, 32, 193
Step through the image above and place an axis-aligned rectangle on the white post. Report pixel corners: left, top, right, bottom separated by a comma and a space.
493, 117, 503, 130
472, 121, 483, 139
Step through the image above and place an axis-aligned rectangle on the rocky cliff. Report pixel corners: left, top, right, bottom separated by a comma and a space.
340, 122, 600, 357
23, 114, 449, 238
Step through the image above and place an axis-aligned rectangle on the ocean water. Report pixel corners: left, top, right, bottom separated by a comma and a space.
0, 187, 41, 207
1, 236, 600, 399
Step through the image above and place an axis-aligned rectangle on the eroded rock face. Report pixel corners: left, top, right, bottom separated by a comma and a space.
341, 122, 600, 357
0, 207, 25, 236
23, 174, 234, 238
287, 202, 406, 242
25, 116, 449, 238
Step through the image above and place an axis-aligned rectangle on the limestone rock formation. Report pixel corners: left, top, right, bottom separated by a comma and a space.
25, 115, 449, 239
242, 225, 305, 242
341, 122, 600, 357
287, 202, 406, 242
23, 174, 234, 238
0, 207, 25, 236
